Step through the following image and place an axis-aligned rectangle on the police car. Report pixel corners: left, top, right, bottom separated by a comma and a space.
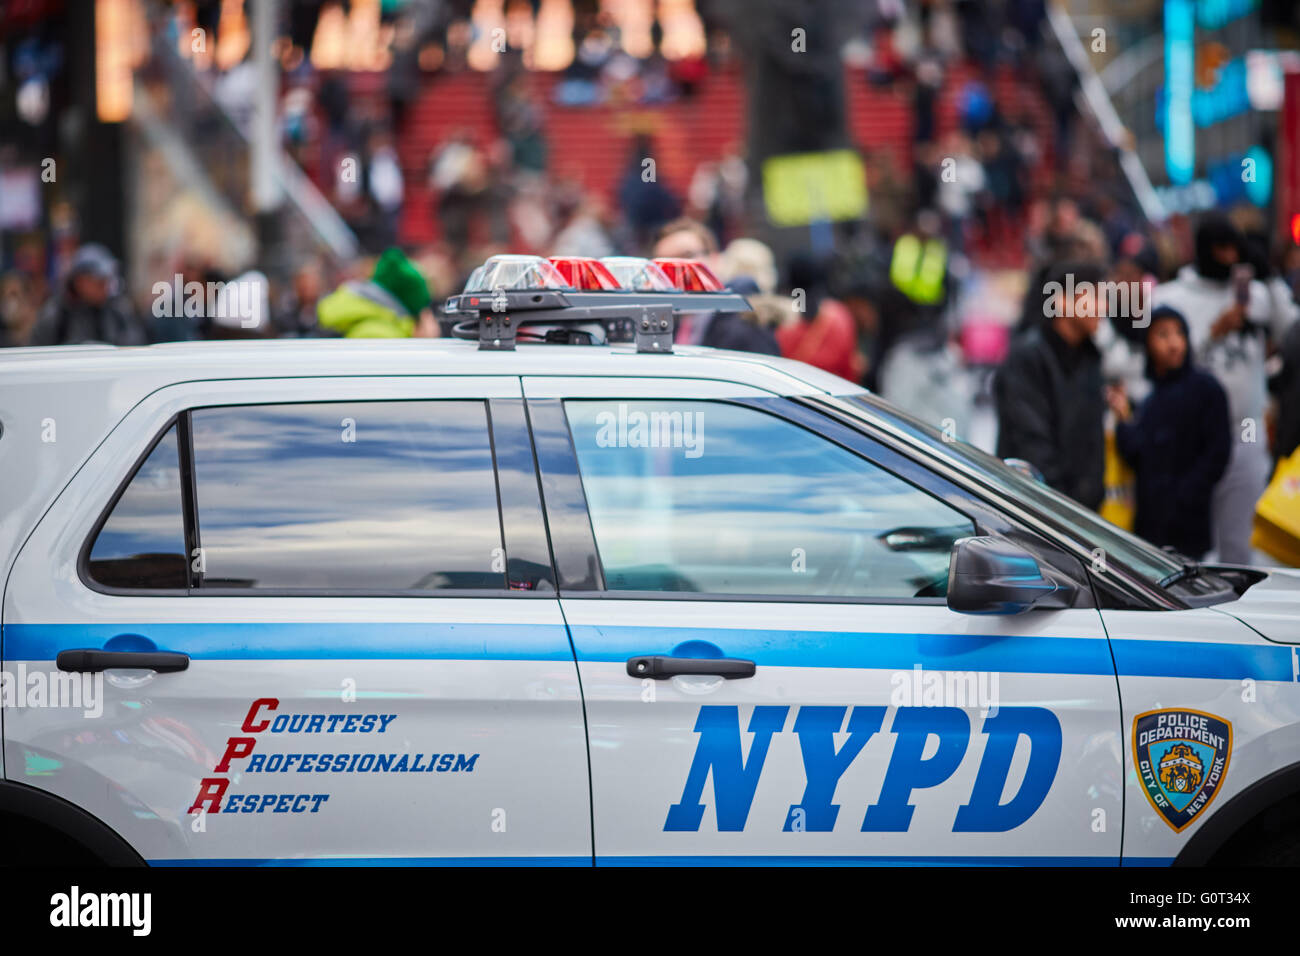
2, 253, 1299, 867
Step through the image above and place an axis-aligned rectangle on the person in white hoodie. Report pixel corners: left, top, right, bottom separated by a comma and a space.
1152, 214, 1299, 564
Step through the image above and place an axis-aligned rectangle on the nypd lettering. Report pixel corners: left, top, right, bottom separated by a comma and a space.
188, 696, 481, 815
1133, 708, 1231, 832
666, 704, 1062, 833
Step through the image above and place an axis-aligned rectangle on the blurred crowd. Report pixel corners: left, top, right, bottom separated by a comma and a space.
994, 209, 1300, 566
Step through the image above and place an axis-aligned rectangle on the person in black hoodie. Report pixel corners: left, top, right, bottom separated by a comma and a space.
995, 259, 1107, 509
1109, 305, 1230, 559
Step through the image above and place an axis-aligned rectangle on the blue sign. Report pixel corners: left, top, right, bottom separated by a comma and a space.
1164, 0, 1196, 186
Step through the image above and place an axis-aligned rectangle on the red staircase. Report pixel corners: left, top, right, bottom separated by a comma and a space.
326, 60, 1056, 259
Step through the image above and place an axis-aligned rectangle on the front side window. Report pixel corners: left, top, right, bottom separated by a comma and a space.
87, 423, 188, 590
188, 401, 504, 590
565, 400, 975, 599
840, 393, 1191, 587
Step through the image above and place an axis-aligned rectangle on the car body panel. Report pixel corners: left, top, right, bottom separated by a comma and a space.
1214, 568, 1300, 643
1, 338, 1298, 865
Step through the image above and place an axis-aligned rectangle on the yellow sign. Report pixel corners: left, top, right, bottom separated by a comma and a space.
761, 150, 868, 227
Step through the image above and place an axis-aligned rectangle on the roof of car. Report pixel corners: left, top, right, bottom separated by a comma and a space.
0, 337, 862, 397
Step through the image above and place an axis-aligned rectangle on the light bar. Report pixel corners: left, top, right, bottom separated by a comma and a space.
445, 251, 752, 353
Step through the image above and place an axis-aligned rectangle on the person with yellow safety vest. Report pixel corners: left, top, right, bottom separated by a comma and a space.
888, 213, 949, 309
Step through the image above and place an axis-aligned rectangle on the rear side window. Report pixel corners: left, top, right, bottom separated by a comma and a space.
565, 400, 975, 600
189, 402, 503, 591
85, 401, 511, 594
87, 423, 188, 590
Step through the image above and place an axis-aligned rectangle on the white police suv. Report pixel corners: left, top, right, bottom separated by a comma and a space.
2, 254, 1299, 867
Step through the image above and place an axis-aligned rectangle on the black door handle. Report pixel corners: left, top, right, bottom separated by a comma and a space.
626, 655, 756, 680
57, 649, 190, 673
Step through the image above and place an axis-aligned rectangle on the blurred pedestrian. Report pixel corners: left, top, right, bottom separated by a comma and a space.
994, 260, 1106, 509
654, 219, 779, 355
30, 244, 149, 346
551, 191, 614, 258
429, 133, 488, 251
274, 258, 329, 337
776, 252, 864, 381
934, 132, 985, 250
621, 135, 681, 250
317, 248, 438, 338
718, 237, 779, 295
0, 270, 40, 347
365, 128, 405, 251
888, 210, 949, 320
1027, 196, 1107, 266
1152, 213, 1299, 563
1109, 306, 1230, 560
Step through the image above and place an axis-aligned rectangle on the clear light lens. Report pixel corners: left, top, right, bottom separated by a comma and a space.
464, 255, 567, 292
461, 265, 486, 294
600, 256, 678, 292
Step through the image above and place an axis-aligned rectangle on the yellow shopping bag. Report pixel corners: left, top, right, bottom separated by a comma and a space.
1253, 448, 1300, 567
1099, 429, 1135, 530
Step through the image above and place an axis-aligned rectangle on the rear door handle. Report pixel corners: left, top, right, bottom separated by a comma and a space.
626, 655, 755, 680
57, 649, 190, 673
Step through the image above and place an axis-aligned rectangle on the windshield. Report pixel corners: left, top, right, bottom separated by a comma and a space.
839, 393, 1187, 586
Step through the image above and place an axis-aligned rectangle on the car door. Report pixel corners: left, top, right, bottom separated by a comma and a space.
525, 376, 1122, 865
2, 376, 591, 864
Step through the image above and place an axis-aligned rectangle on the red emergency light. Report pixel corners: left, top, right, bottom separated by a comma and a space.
546, 256, 623, 291
653, 258, 725, 293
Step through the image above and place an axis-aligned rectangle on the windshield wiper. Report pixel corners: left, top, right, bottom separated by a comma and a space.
1157, 547, 1201, 589
1158, 565, 1198, 588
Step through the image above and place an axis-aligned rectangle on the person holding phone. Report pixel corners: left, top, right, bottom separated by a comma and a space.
1152, 214, 1298, 564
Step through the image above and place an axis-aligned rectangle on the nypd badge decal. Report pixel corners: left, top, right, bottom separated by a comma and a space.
1133, 709, 1231, 833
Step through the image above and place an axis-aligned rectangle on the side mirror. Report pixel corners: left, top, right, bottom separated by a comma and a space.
946, 536, 1065, 614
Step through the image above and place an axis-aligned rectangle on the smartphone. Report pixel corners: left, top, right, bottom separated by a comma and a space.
1232, 263, 1254, 307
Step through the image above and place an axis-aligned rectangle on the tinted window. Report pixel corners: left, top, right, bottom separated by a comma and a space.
566, 400, 974, 599
87, 424, 188, 589
190, 402, 504, 590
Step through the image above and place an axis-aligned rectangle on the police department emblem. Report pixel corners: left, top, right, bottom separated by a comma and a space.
1132, 709, 1232, 832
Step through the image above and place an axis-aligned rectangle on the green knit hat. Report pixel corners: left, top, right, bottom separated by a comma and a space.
371, 248, 431, 317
